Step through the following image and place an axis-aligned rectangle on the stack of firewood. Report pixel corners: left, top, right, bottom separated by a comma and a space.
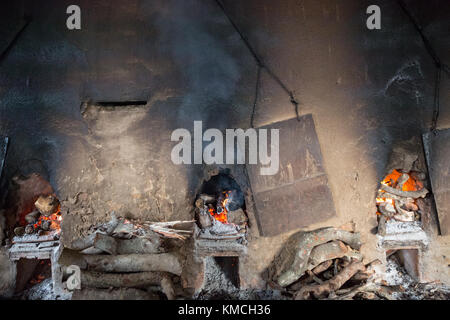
59, 212, 195, 300
270, 226, 397, 300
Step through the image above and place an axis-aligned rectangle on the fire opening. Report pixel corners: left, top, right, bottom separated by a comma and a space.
386, 248, 420, 281
15, 258, 52, 294
4, 173, 64, 238
198, 173, 245, 226
376, 169, 427, 223
207, 190, 239, 224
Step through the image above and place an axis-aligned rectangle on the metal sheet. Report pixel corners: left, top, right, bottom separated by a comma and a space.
247, 114, 336, 236
423, 129, 450, 235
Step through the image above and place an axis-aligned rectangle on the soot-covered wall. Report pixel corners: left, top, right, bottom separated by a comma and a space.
0, 0, 449, 248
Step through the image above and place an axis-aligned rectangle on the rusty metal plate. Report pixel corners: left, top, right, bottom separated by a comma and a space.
247, 115, 336, 237
423, 130, 450, 235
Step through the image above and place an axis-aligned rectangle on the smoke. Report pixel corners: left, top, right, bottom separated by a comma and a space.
155, 0, 242, 128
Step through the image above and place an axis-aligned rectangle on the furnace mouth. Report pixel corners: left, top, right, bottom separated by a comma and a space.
194, 173, 248, 240
3, 173, 63, 242
376, 169, 427, 223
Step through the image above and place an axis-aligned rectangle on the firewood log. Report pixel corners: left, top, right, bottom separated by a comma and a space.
313, 260, 333, 273
380, 184, 428, 199
377, 215, 387, 236
332, 282, 377, 300
70, 232, 98, 251
393, 198, 416, 222
295, 260, 366, 300
160, 275, 176, 300
83, 253, 182, 275
70, 212, 120, 250
34, 195, 59, 216
306, 241, 349, 269
289, 260, 334, 292
196, 209, 213, 229
24, 210, 40, 224
352, 259, 382, 281
333, 282, 396, 300
378, 202, 396, 217
116, 237, 162, 254
77, 271, 176, 300
80, 246, 104, 255
396, 173, 410, 190
59, 250, 182, 275
93, 233, 117, 254
14, 227, 25, 237
275, 228, 361, 287
77, 270, 169, 288
71, 288, 159, 300
199, 194, 215, 204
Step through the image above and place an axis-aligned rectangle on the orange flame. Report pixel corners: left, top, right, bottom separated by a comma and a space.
33, 204, 62, 233
380, 169, 421, 191
208, 191, 230, 223
376, 169, 421, 216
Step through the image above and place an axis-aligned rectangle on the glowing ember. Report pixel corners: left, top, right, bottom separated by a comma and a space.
376, 169, 421, 219
380, 169, 422, 191
32, 203, 62, 234
30, 274, 46, 285
208, 191, 231, 224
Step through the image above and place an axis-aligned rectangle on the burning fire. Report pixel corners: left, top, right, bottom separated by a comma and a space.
33, 203, 62, 233
380, 169, 421, 191
208, 191, 231, 223
376, 169, 422, 216
29, 274, 46, 285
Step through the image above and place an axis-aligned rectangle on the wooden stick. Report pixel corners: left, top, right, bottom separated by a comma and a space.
116, 237, 162, 254
160, 275, 176, 300
295, 260, 366, 300
78, 270, 167, 288
93, 233, 117, 254
145, 221, 194, 240
380, 184, 428, 199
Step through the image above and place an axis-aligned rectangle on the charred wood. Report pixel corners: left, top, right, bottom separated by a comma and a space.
275, 228, 361, 287
380, 184, 428, 199
306, 241, 351, 270
295, 260, 366, 300
34, 195, 60, 216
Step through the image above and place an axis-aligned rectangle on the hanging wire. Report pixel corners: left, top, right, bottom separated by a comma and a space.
397, 0, 450, 134
214, 0, 301, 128
250, 65, 261, 128
0, 17, 31, 65
432, 67, 442, 133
